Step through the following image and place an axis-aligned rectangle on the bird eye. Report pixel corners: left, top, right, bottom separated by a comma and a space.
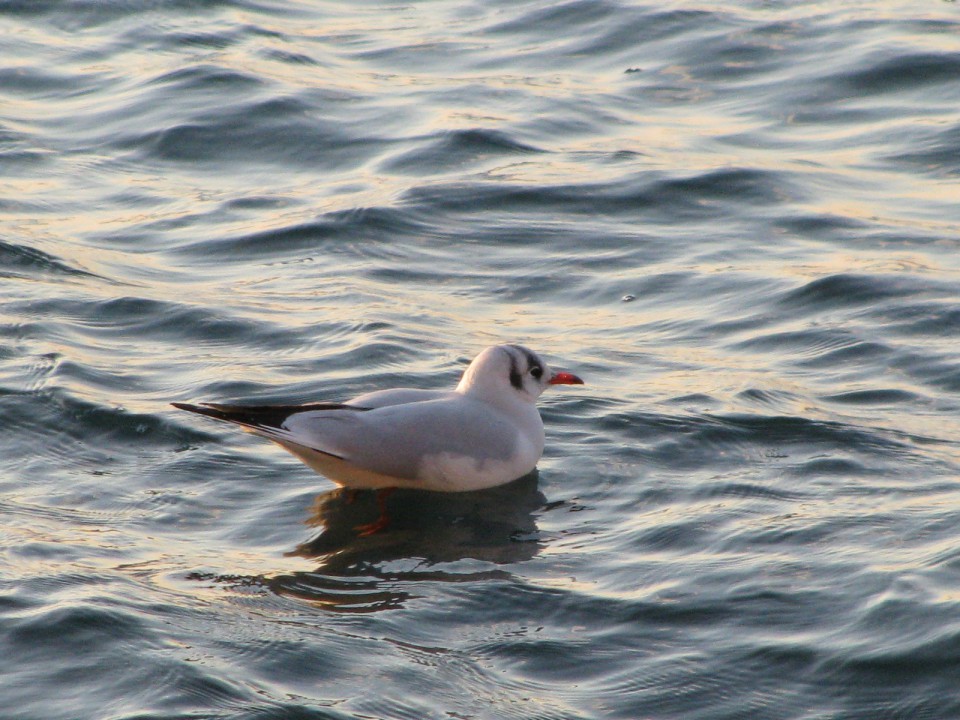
530, 366, 543, 380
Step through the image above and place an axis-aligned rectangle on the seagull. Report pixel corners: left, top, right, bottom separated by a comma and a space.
173, 344, 583, 534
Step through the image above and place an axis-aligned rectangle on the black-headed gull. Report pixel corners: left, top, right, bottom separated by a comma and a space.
173, 344, 583, 533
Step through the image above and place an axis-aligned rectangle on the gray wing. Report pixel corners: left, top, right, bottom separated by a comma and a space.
346, 388, 454, 409
282, 397, 519, 481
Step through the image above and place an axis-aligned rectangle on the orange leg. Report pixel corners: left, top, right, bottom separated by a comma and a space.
355, 487, 396, 536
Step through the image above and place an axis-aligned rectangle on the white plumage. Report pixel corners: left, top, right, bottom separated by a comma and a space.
173, 344, 583, 493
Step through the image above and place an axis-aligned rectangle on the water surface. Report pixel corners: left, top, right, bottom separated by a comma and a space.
2, 1, 960, 718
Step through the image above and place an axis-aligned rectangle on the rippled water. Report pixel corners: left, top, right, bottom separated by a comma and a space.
3, 1, 960, 718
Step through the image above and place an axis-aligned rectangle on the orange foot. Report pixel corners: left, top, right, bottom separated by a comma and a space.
354, 487, 395, 537
355, 515, 391, 537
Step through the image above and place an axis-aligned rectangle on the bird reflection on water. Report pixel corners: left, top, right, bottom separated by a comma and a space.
267, 472, 548, 613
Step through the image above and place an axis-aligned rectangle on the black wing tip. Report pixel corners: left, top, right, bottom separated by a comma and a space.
171, 400, 349, 461
171, 401, 371, 429
171, 401, 219, 412
171, 402, 234, 422
171, 401, 205, 414
171, 402, 288, 432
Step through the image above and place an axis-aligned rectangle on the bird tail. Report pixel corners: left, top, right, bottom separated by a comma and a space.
171, 401, 369, 460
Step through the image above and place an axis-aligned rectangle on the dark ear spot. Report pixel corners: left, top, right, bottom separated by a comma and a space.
508, 353, 523, 390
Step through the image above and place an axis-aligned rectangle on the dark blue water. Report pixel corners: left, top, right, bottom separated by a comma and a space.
3, 1, 960, 718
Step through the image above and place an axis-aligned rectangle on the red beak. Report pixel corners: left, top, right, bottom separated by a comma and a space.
548, 371, 584, 385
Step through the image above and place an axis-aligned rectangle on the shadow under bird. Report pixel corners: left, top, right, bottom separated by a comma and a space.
173, 344, 583, 534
